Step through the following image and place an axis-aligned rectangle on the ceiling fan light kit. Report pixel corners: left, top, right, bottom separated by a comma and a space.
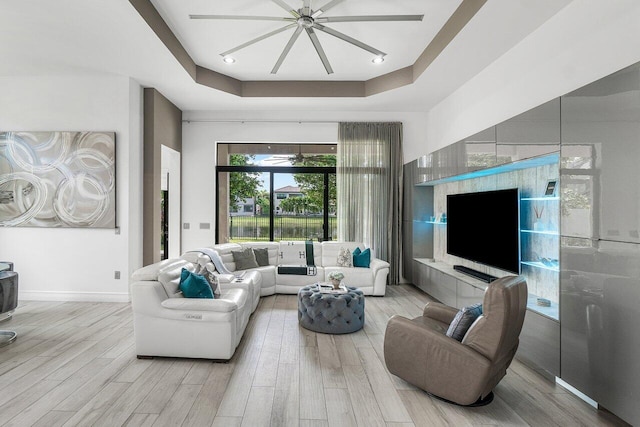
192, 0, 423, 75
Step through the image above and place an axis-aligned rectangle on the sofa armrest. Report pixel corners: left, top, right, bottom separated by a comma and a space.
161, 297, 238, 313
369, 258, 390, 274
423, 302, 459, 325
215, 273, 236, 284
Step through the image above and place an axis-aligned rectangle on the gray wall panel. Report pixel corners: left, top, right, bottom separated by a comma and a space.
517, 310, 560, 379
560, 62, 640, 426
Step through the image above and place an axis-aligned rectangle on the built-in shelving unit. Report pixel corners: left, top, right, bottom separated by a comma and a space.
520, 261, 559, 272
520, 229, 559, 236
413, 220, 446, 225
520, 196, 559, 320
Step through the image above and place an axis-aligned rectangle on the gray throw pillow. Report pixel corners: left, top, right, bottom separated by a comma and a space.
253, 248, 270, 266
232, 248, 259, 270
194, 264, 221, 297
446, 303, 483, 341
337, 247, 353, 267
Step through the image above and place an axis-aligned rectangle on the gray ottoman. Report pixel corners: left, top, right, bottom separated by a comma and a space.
297, 285, 365, 334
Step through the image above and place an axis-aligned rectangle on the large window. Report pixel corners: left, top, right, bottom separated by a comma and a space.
216, 143, 337, 243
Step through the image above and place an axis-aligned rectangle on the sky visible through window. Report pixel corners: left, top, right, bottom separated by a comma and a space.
252, 154, 297, 191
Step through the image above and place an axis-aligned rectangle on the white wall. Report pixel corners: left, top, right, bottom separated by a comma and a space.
181, 110, 424, 250
404, 0, 640, 162
0, 74, 143, 302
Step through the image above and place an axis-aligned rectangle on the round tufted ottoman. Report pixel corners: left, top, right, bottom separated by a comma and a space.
297, 284, 365, 334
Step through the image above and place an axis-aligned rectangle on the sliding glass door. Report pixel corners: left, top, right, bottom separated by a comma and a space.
215, 144, 337, 243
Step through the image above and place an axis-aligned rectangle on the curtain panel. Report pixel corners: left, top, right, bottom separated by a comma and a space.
337, 122, 403, 285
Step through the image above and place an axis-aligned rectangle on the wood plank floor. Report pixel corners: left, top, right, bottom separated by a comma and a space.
0, 284, 627, 427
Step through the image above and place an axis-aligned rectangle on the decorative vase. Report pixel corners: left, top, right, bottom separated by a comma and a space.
331, 278, 341, 289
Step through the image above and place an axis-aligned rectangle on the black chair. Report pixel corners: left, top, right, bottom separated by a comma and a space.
0, 262, 18, 347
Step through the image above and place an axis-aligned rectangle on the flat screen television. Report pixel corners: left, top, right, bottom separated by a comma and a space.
447, 188, 520, 274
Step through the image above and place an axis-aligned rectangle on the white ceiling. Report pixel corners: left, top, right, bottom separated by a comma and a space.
151, 0, 460, 81
0, 0, 572, 112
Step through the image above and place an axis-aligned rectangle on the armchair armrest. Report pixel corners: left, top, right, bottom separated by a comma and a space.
423, 302, 459, 325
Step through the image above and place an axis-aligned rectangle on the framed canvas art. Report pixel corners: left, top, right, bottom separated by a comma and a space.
0, 131, 116, 228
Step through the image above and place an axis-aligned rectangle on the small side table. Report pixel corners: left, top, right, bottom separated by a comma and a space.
297, 284, 365, 334
0, 262, 18, 347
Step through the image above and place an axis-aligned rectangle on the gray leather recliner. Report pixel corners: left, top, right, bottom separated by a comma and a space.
383, 275, 528, 406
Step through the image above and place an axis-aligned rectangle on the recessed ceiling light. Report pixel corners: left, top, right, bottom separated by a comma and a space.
372, 56, 385, 64
222, 56, 236, 64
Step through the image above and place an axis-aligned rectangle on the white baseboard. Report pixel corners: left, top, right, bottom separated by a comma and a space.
19, 290, 130, 303
556, 377, 598, 408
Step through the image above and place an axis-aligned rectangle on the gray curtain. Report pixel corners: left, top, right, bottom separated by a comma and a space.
337, 122, 403, 285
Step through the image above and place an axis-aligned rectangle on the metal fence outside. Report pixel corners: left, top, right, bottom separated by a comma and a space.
229, 215, 338, 242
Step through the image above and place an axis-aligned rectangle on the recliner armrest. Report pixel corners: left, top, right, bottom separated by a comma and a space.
215, 274, 236, 284
423, 302, 459, 325
161, 298, 238, 313
369, 258, 390, 274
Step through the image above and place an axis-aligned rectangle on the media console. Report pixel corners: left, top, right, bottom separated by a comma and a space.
412, 259, 488, 309
453, 265, 498, 283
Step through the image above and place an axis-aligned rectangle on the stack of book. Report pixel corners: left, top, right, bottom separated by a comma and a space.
317, 282, 348, 294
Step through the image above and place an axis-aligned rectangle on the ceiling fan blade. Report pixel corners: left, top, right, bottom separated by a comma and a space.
271, 26, 304, 74
305, 27, 333, 74
190, 14, 296, 22
221, 23, 297, 57
313, 23, 386, 57
311, 0, 345, 17
315, 14, 424, 23
271, 0, 300, 18
302, 0, 312, 17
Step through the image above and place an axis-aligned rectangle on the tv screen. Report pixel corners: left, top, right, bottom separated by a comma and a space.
447, 188, 520, 274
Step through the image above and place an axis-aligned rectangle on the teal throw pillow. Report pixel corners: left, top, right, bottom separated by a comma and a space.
179, 268, 214, 299
352, 247, 371, 268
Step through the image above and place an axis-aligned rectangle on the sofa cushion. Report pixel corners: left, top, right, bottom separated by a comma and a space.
195, 264, 221, 297
132, 258, 189, 282
232, 248, 259, 270
321, 242, 364, 267
157, 260, 194, 298
211, 243, 243, 272
324, 266, 371, 288
179, 268, 214, 299
240, 242, 279, 265
352, 247, 371, 268
337, 247, 353, 267
278, 240, 314, 265
446, 303, 483, 341
252, 248, 270, 266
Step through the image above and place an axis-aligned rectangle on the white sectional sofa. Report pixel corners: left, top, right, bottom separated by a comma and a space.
129, 241, 389, 360
212, 241, 389, 296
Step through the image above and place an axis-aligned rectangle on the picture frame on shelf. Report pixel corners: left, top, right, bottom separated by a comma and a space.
544, 179, 557, 197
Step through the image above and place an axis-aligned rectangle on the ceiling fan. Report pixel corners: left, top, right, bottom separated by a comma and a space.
270, 145, 331, 165
190, 0, 423, 74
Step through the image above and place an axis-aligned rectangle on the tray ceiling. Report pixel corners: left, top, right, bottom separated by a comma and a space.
150, 0, 462, 81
